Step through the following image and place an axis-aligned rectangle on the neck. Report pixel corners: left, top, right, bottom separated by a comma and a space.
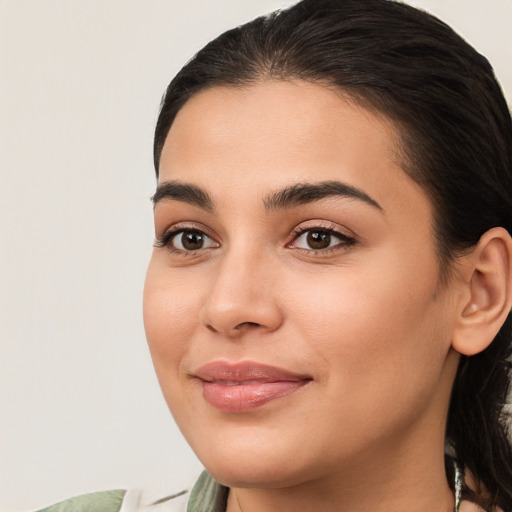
226, 409, 455, 512
227, 449, 453, 512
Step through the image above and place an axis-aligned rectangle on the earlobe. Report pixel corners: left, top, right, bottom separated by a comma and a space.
452, 227, 512, 356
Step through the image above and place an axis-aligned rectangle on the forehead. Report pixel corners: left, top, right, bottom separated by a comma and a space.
163, 81, 401, 170
159, 80, 430, 219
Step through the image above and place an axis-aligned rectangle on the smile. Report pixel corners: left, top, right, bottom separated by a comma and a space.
193, 361, 312, 413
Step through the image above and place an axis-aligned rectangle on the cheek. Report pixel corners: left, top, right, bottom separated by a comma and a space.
283, 252, 449, 404
285, 263, 433, 346
143, 262, 201, 377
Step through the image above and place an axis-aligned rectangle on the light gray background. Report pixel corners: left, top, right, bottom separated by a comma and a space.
1, 1, 510, 511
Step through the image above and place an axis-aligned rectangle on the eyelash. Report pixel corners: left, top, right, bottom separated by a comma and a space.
154, 225, 218, 254
287, 224, 357, 254
154, 223, 356, 256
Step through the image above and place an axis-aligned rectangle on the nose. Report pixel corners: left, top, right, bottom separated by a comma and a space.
200, 250, 283, 338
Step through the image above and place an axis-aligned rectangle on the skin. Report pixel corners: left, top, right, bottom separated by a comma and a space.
143, 81, 477, 512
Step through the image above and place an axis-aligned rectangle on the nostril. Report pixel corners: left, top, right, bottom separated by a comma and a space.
236, 322, 261, 330
205, 321, 261, 336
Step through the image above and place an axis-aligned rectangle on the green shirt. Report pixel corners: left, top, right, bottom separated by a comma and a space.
32, 457, 478, 512
34, 471, 227, 512
35, 490, 127, 512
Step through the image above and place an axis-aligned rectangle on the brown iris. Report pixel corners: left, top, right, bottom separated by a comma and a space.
306, 230, 331, 249
180, 231, 205, 250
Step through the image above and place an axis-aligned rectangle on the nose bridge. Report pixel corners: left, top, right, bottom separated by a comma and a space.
201, 239, 282, 336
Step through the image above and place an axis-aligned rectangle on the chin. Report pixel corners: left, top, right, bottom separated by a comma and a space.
204, 458, 310, 490
197, 440, 285, 484
190, 433, 323, 489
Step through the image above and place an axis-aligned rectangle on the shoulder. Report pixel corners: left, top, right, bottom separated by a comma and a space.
34, 489, 126, 512
30, 469, 224, 512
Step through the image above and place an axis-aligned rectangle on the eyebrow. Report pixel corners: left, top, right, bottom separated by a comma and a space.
263, 180, 382, 212
152, 179, 382, 213
152, 180, 214, 211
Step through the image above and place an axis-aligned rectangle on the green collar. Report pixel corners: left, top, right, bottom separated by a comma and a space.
186, 458, 468, 512
187, 471, 229, 512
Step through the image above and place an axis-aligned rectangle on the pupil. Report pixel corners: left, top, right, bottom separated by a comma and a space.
182, 231, 204, 250
307, 231, 330, 249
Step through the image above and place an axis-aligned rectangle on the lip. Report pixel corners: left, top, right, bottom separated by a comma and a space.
192, 361, 312, 413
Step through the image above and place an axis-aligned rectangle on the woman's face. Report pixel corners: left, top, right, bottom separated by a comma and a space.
144, 81, 461, 488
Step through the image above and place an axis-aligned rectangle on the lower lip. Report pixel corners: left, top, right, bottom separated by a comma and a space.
201, 380, 309, 413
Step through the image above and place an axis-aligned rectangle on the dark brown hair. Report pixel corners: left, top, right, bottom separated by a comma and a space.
154, 1, 512, 509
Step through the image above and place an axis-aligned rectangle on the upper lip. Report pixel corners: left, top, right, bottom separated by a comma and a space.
192, 360, 312, 383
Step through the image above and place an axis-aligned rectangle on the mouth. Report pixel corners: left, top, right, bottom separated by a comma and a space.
192, 361, 312, 413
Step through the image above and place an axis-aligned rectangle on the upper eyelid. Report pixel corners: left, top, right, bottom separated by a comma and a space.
290, 220, 356, 238
286, 234, 356, 260
286, 221, 358, 252
289, 228, 356, 245
154, 219, 357, 248
154, 223, 216, 248
156, 221, 216, 238
293, 227, 354, 240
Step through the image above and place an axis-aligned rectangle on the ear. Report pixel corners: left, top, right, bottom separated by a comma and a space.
452, 227, 512, 356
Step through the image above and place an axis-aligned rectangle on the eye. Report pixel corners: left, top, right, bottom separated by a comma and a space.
289, 227, 356, 252
156, 228, 219, 252
174, 230, 216, 250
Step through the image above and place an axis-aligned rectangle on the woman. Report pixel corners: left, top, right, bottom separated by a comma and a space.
38, 0, 512, 511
